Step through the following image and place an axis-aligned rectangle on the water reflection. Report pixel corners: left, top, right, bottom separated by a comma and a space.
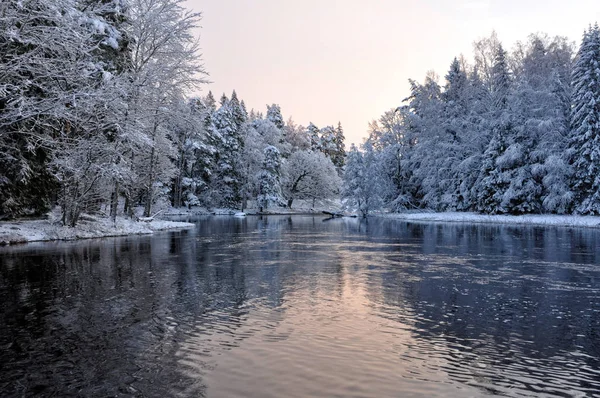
1, 216, 599, 397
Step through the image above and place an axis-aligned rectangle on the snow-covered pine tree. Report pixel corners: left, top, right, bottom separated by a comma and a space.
213, 99, 244, 208
439, 58, 470, 210
492, 44, 511, 110
454, 66, 490, 211
220, 93, 229, 106
474, 43, 514, 213
568, 24, 600, 214
319, 125, 337, 164
403, 73, 446, 210
366, 107, 416, 210
307, 123, 321, 152
257, 146, 283, 211
540, 68, 573, 213
170, 97, 209, 208
503, 35, 574, 214
205, 91, 217, 112
332, 122, 346, 170
266, 104, 285, 130
230, 90, 248, 129
342, 143, 383, 217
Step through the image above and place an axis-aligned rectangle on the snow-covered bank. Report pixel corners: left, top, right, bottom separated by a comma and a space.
162, 199, 345, 217
0, 216, 195, 245
382, 212, 600, 229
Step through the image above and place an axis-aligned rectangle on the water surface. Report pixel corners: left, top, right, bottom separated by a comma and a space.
1, 216, 599, 397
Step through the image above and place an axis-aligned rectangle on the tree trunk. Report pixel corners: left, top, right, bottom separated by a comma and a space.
110, 179, 119, 223
173, 146, 185, 207
123, 192, 129, 215
143, 124, 158, 218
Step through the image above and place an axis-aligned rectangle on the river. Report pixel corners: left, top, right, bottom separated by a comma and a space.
1, 216, 599, 397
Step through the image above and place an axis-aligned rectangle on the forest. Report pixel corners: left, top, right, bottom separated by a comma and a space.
0, 0, 345, 225
345, 26, 600, 217
2, 0, 600, 224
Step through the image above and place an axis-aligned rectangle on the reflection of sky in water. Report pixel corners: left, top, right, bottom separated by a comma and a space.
1, 216, 599, 397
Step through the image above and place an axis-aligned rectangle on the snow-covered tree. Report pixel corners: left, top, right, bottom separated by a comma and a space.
212, 100, 244, 208
125, 0, 207, 217
307, 122, 321, 151
342, 143, 383, 217
257, 146, 283, 211
332, 122, 347, 170
266, 104, 285, 130
230, 90, 248, 129
283, 118, 311, 151
355, 30, 578, 216
568, 24, 600, 214
0, 0, 133, 223
281, 150, 341, 208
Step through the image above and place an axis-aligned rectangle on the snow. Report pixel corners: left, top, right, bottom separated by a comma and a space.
162, 199, 343, 217
0, 216, 194, 245
104, 37, 119, 49
382, 212, 600, 229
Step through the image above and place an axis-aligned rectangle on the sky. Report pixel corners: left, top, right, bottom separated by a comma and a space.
185, 0, 600, 147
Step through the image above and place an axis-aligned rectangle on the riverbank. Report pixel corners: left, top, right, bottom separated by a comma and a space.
381, 211, 600, 228
0, 215, 195, 245
163, 199, 344, 217
0, 199, 345, 245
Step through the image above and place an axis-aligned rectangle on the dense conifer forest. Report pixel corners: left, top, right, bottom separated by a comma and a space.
344, 26, 600, 217
1, 0, 600, 223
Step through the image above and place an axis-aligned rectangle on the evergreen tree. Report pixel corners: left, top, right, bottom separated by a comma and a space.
475, 124, 511, 213
205, 91, 217, 112
319, 125, 337, 162
307, 123, 321, 151
568, 24, 600, 214
220, 93, 229, 106
213, 100, 244, 208
257, 146, 282, 211
342, 142, 383, 217
474, 43, 515, 213
439, 58, 469, 210
266, 104, 285, 130
443, 58, 468, 107
492, 44, 511, 109
332, 122, 347, 170
230, 90, 247, 129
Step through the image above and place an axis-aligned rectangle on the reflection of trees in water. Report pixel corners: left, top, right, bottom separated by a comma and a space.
0, 235, 203, 396
0, 229, 261, 397
0, 216, 350, 397
2, 217, 600, 397
361, 220, 600, 395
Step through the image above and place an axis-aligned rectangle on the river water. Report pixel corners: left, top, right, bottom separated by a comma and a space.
1, 216, 599, 397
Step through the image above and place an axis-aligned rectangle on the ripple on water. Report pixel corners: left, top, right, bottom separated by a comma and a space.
1, 217, 600, 397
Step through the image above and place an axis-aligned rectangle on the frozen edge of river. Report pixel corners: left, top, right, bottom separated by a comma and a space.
0, 217, 195, 245
380, 211, 600, 229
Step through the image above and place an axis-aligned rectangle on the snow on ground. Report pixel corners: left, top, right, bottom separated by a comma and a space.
0, 215, 194, 245
382, 211, 600, 229
163, 199, 344, 216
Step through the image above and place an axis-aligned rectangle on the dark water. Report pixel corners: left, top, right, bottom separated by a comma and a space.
1, 216, 600, 397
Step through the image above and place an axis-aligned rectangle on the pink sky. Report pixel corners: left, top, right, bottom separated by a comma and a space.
185, 0, 600, 147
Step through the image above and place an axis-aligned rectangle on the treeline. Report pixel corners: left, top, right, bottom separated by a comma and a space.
175, 92, 345, 213
343, 26, 600, 216
0, 0, 345, 225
